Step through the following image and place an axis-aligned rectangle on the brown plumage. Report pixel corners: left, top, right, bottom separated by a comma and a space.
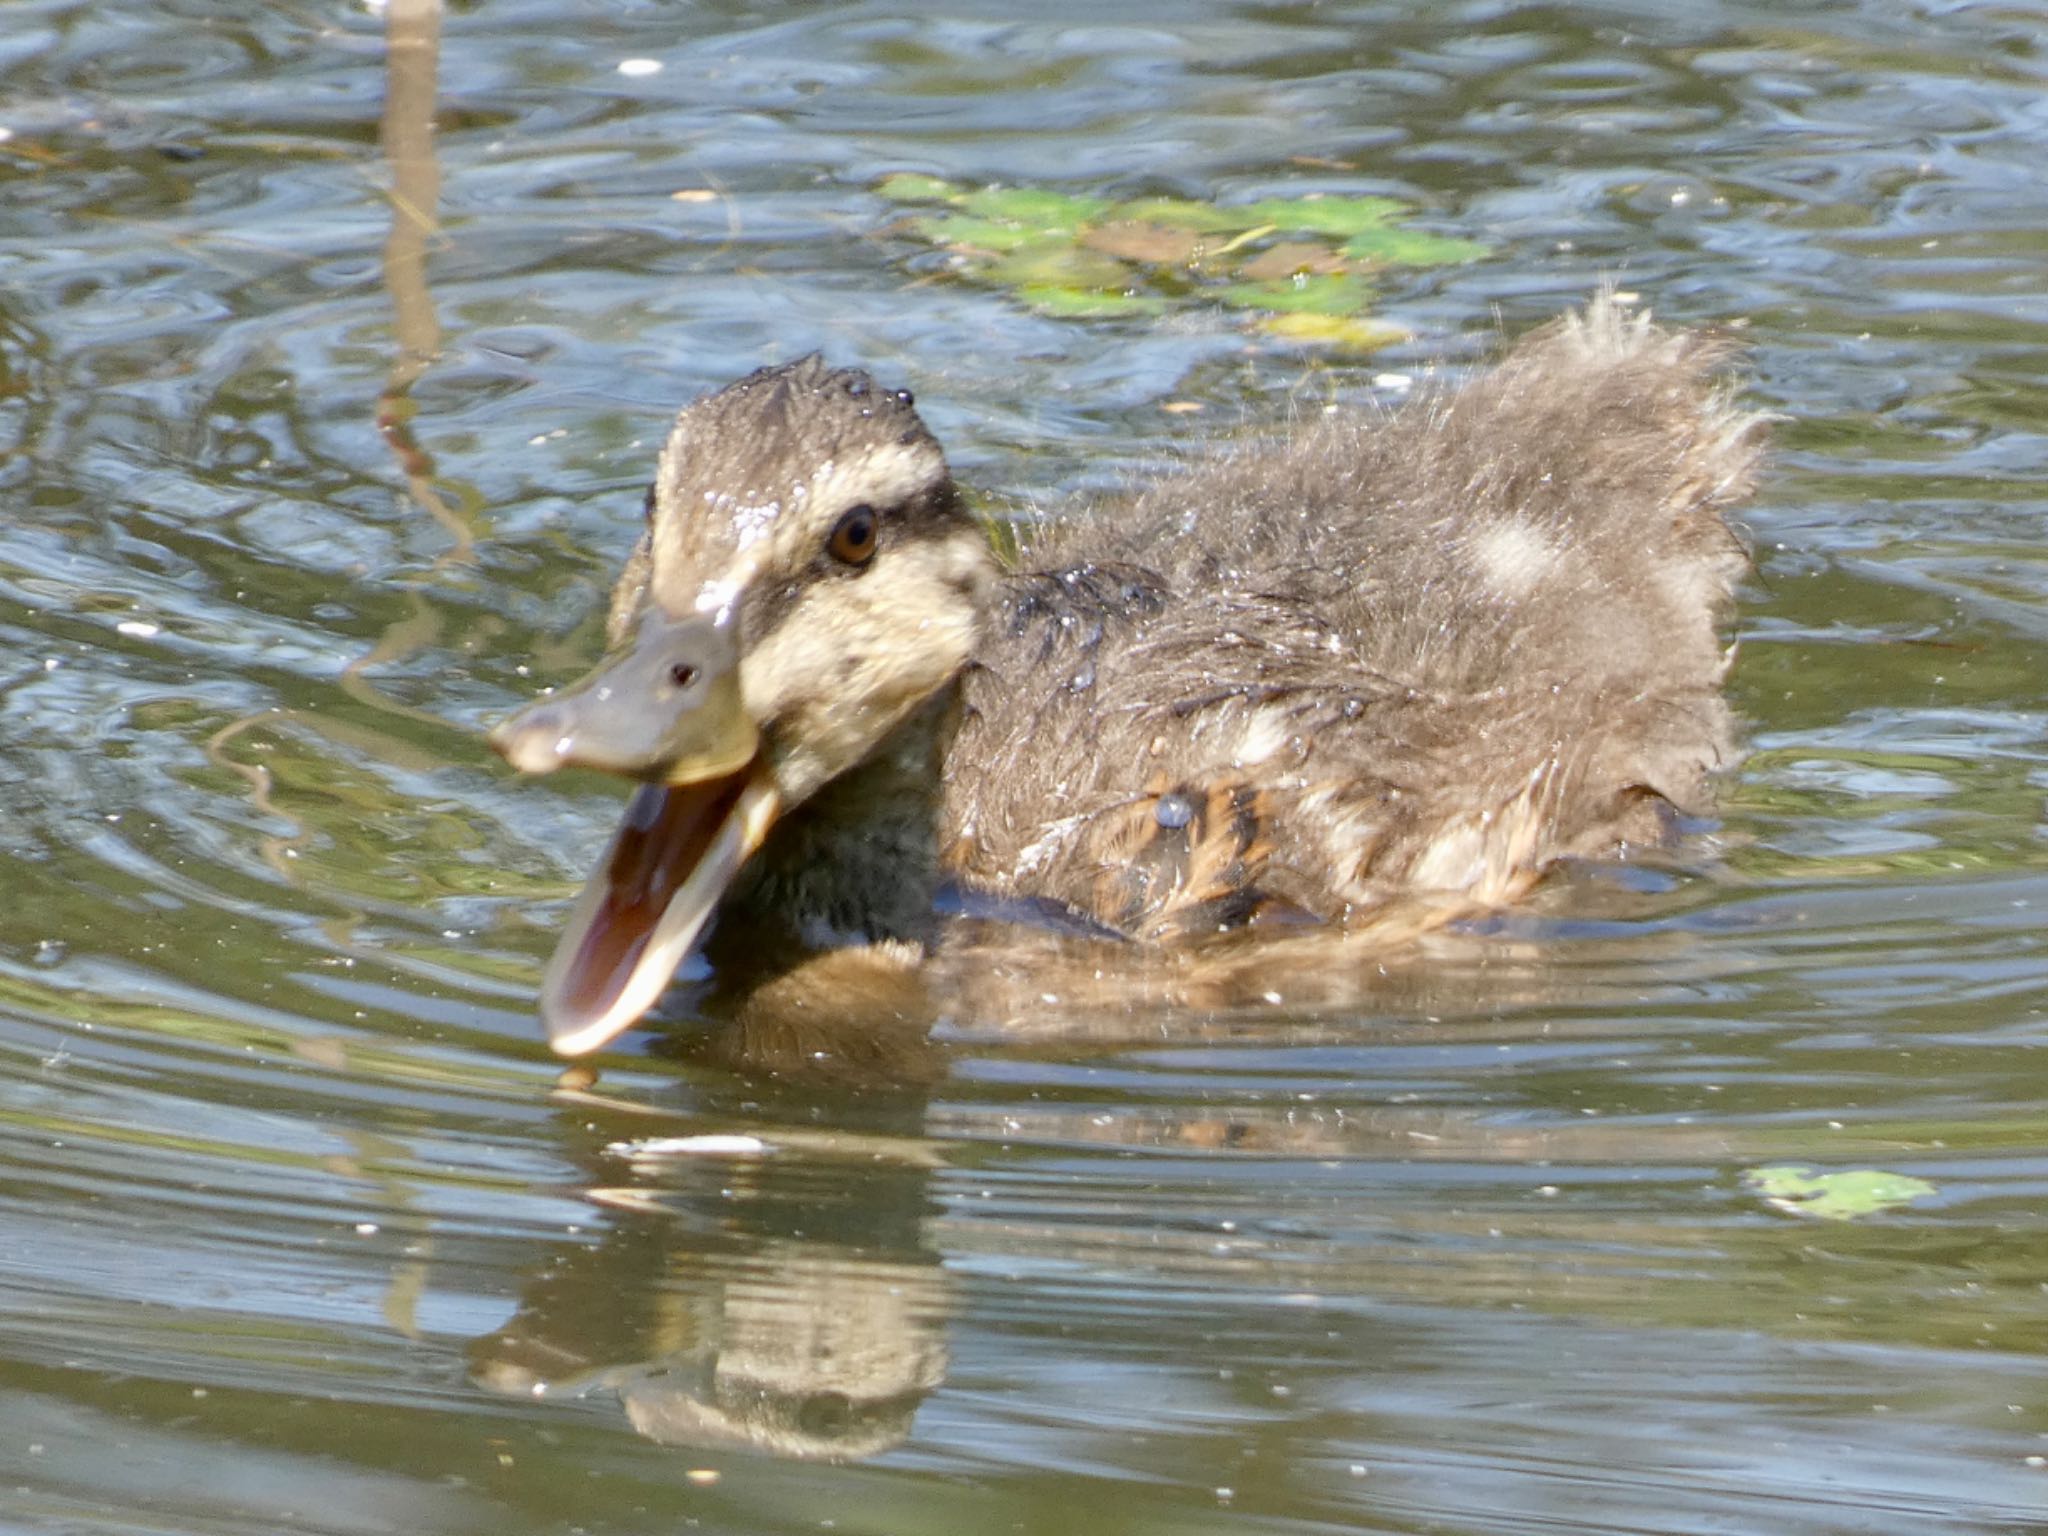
492, 298, 1766, 1055
952, 302, 1758, 933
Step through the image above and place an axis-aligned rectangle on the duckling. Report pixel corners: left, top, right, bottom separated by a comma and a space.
492, 298, 1765, 1055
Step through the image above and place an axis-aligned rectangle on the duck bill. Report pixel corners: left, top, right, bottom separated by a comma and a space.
489, 610, 778, 1055
538, 771, 781, 1056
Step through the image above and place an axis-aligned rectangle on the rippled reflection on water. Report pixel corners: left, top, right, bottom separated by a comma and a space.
3, 1, 2048, 1532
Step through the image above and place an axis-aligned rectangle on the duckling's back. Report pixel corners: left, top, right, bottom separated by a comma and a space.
946, 300, 1766, 936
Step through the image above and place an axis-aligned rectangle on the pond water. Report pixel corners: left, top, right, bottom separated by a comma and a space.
4, 1, 2048, 1531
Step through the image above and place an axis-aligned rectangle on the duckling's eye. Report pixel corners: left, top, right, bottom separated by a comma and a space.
667, 663, 699, 691
827, 504, 879, 566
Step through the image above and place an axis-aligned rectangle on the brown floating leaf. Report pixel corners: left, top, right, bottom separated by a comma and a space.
1238, 240, 1352, 281
1080, 221, 1205, 266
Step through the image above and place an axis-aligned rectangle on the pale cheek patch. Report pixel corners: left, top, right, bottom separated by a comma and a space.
738, 558, 980, 796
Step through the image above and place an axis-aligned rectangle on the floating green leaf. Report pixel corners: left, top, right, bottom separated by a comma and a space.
1744, 1165, 1938, 1221
1226, 194, 1408, 236
1255, 312, 1409, 351
1343, 228, 1490, 266
985, 241, 1134, 292
1219, 273, 1378, 316
912, 213, 1058, 254
956, 185, 1112, 232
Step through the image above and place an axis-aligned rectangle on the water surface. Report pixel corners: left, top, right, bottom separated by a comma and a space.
4, 2, 2048, 1532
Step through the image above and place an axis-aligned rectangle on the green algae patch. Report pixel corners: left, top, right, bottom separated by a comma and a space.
1744, 1165, 1938, 1221
879, 176, 1487, 352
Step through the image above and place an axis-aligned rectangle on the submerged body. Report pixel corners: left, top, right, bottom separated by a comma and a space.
493, 300, 1766, 1055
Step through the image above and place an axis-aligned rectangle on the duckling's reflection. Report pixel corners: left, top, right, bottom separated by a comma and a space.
470, 1196, 951, 1462
468, 999, 953, 1461
471, 894, 1739, 1463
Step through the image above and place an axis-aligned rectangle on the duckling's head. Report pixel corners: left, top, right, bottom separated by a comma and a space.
492, 357, 996, 1054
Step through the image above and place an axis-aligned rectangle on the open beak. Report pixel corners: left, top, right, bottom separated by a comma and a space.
490, 612, 781, 1055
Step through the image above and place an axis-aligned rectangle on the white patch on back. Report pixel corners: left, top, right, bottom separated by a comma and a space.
1011, 814, 1088, 877
1410, 821, 1486, 892
1234, 709, 1291, 767
1469, 518, 1560, 600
